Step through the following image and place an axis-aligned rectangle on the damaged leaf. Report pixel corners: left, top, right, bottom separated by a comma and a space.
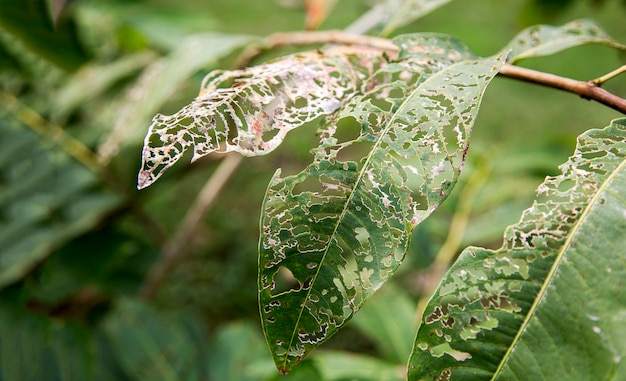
408, 119, 626, 380
504, 19, 626, 63
137, 45, 388, 189
258, 35, 504, 373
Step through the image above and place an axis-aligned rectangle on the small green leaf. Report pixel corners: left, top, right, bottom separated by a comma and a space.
504, 19, 626, 64
408, 119, 626, 380
259, 35, 504, 373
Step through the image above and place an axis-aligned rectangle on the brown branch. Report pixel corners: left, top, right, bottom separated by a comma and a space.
234, 30, 397, 69
232, 31, 626, 114
499, 64, 626, 114
140, 153, 243, 300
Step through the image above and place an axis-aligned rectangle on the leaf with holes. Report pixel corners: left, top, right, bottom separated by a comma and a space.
503, 19, 626, 64
137, 45, 389, 189
408, 119, 626, 380
258, 34, 504, 374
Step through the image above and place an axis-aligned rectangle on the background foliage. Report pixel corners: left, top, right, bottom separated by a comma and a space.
1, 0, 625, 380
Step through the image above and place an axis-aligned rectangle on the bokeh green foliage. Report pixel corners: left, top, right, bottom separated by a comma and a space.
0, 0, 625, 380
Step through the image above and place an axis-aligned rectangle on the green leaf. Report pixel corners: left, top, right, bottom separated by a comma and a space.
351, 283, 417, 363
504, 19, 626, 64
349, 0, 451, 36
408, 119, 626, 380
103, 299, 205, 381
53, 51, 158, 119
207, 322, 276, 381
314, 351, 404, 381
258, 35, 504, 373
0, 115, 120, 289
101, 33, 256, 165
0, 0, 88, 70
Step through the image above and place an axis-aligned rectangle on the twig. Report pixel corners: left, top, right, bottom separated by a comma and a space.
233, 30, 397, 68
592, 64, 626, 86
140, 153, 243, 300
499, 64, 626, 114
232, 31, 626, 114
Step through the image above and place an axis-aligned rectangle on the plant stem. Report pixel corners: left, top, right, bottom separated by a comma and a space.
233, 31, 626, 114
233, 30, 397, 68
592, 64, 626, 86
140, 153, 243, 300
498, 64, 626, 114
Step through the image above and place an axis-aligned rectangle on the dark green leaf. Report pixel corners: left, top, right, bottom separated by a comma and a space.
103, 299, 205, 381
408, 119, 626, 380
0, 0, 88, 70
101, 33, 256, 165
259, 35, 504, 373
0, 115, 120, 289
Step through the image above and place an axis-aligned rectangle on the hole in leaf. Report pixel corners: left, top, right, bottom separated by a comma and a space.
334, 116, 361, 144
271, 266, 299, 296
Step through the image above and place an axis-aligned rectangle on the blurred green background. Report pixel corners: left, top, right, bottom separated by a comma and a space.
0, 0, 625, 380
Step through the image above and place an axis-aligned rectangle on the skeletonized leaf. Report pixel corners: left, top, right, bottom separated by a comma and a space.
101, 33, 255, 165
259, 34, 504, 374
504, 19, 626, 63
137, 45, 387, 189
408, 119, 626, 380
0, 0, 88, 70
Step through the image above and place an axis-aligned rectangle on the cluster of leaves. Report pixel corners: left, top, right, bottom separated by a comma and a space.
140, 15, 626, 381
1, 0, 626, 380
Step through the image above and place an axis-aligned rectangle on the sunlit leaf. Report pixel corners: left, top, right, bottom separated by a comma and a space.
258, 35, 504, 373
408, 119, 626, 380
0, 115, 120, 289
504, 19, 626, 64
